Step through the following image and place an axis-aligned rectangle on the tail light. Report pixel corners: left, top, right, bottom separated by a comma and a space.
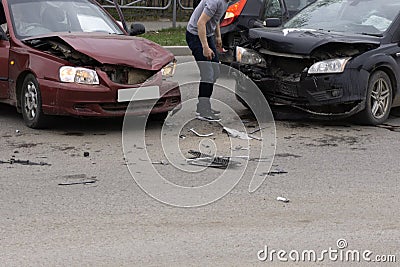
220, 0, 247, 27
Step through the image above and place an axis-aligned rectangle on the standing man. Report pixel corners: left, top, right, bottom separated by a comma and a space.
186, 0, 229, 122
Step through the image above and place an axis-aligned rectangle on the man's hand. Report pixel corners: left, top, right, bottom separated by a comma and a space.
203, 46, 215, 60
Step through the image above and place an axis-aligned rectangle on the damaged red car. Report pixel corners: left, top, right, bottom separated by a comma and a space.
0, 0, 180, 128
233, 0, 400, 125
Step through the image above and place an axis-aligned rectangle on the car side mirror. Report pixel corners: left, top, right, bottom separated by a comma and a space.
265, 18, 282, 27
129, 23, 146, 36
252, 20, 266, 28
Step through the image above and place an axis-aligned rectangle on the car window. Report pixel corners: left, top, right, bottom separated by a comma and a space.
262, 0, 283, 20
285, 0, 400, 35
8, 0, 124, 39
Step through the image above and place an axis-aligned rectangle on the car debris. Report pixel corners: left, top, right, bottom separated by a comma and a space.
152, 160, 169, 166
0, 159, 51, 166
268, 169, 288, 176
58, 179, 97, 186
276, 196, 290, 203
222, 127, 262, 141
189, 128, 214, 137
249, 126, 268, 134
187, 150, 241, 169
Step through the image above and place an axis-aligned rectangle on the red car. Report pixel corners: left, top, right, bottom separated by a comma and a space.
0, 0, 181, 128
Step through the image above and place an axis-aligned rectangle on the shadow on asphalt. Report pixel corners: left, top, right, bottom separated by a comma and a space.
0, 103, 164, 133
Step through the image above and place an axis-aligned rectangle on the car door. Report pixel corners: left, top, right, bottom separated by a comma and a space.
0, 4, 9, 99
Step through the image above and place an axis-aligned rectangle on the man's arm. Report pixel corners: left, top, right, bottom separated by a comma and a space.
197, 12, 215, 60
215, 23, 222, 49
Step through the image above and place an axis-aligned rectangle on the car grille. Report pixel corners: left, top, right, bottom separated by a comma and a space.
102, 65, 157, 85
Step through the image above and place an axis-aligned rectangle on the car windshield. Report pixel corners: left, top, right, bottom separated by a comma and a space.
284, 0, 400, 35
8, 0, 124, 39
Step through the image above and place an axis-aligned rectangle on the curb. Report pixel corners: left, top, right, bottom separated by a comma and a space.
164, 46, 192, 57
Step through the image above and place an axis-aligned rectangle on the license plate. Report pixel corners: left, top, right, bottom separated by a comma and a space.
117, 86, 160, 102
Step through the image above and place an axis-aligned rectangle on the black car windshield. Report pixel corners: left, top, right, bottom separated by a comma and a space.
284, 0, 400, 35
8, 0, 124, 39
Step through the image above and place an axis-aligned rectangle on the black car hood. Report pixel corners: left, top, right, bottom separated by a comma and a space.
249, 28, 381, 55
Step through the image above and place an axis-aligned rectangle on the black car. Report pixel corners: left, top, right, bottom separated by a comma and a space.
219, 0, 316, 63
232, 0, 400, 125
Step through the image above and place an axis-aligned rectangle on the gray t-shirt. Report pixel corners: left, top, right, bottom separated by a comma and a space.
187, 0, 229, 37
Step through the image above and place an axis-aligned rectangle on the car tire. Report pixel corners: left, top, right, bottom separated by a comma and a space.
356, 70, 392, 125
21, 74, 48, 129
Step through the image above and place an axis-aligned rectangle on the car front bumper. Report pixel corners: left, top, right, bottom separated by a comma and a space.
38, 78, 181, 117
232, 62, 369, 117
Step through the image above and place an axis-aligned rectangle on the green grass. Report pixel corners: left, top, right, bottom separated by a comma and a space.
141, 26, 187, 46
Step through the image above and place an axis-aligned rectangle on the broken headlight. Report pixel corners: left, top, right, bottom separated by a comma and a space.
161, 60, 177, 79
59, 66, 99, 85
236, 46, 266, 67
308, 58, 351, 74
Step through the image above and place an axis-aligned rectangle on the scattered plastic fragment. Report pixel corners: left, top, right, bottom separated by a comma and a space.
15, 130, 20, 134
249, 126, 268, 134
268, 169, 288, 176
0, 159, 50, 166
189, 128, 214, 137
58, 179, 97, 186
277, 197, 290, 203
187, 150, 241, 169
179, 135, 186, 139
223, 127, 262, 141
152, 160, 169, 165
84, 152, 90, 157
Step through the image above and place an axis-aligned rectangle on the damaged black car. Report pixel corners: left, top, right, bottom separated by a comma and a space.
232, 0, 400, 125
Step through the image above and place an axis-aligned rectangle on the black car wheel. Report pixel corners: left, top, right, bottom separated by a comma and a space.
357, 70, 392, 125
21, 74, 47, 129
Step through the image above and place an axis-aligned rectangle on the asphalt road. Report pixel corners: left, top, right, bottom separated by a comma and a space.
0, 56, 399, 266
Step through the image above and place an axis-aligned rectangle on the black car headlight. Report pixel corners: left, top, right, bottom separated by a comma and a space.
236, 46, 266, 67
308, 58, 351, 74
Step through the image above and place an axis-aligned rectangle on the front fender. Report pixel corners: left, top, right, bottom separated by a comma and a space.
359, 53, 400, 102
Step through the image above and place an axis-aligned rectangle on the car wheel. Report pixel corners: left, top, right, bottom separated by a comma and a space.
357, 71, 392, 125
21, 74, 47, 129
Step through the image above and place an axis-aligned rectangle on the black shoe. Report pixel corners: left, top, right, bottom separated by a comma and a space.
196, 112, 221, 122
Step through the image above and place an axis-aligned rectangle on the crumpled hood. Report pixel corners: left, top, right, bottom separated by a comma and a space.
249, 28, 381, 55
53, 34, 174, 70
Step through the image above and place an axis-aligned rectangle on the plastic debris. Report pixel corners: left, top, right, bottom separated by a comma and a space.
58, 179, 97, 186
0, 159, 50, 166
268, 169, 288, 176
189, 128, 214, 137
84, 152, 90, 157
277, 197, 290, 203
223, 127, 262, 141
187, 150, 241, 169
249, 126, 268, 134
15, 130, 20, 134
179, 135, 186, 139
152, 160, 169, 166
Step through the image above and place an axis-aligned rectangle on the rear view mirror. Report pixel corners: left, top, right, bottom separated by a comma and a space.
265, 18, 282, 27
129, 23, 146, 36
252, 20, 266, 28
